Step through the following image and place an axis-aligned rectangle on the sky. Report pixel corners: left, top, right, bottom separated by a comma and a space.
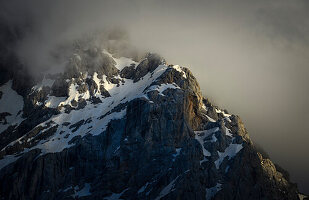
1, 0, 309, 193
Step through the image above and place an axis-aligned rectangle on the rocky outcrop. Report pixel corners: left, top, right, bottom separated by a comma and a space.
133, 53, 165, 82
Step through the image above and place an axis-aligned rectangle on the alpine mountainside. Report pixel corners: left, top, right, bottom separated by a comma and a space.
0, 33, 304, 200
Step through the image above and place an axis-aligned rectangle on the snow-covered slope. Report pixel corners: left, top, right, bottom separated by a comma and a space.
0, 80, 24, 133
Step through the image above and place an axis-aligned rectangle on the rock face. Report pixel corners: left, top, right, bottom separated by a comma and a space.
0, 38, 303, 200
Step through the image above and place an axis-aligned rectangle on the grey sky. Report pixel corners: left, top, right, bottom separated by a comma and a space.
1, 0, 308, 193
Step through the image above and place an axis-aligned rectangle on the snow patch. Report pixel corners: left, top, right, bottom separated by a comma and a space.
225, 166, 230, 173
45, 96, 66, 108
38, 109, 126, 154
215, 108, 231, 117
114, 57, 138, 70
0, 80, 25, 133
155, 176, 179, 200
103, 49, 138, 70
172, 65, 187, 78
59, 83, 90, 107
172, 148, 182, 162
92, 72, 101, 87
146, 83, 180, 96
202, 103, 207, 111
62, 186, 72, 192
298, 193, 308, 200
104, 188, 129, 200
72, 183, 91, 198
224, 125, 233, 137
211, 134, 217, 142
214, 143, 243, 169
91, 109, 126, 136
194, 127, 219, 138
0, 154, 20, 170
138, 182, 149, 194
206, 183, 222, 200
206, 115, 216, 122
194, 128, 219, 163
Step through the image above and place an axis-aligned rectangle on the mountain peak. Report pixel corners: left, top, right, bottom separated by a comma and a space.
0, 40, 303, 199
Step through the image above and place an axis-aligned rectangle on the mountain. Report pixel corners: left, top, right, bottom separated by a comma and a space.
0, 36, 305, 200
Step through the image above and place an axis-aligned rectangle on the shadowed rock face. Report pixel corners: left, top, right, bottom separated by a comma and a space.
0, 38, 302, 200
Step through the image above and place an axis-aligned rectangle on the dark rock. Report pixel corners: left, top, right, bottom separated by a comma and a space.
86, 78, 98, 96
69, 120, 85, 132
51, 78, 69, 97
120, 65, 135, 79
100, 85, 111, 97
133, 53, 165, 82
0, 112, 11, 124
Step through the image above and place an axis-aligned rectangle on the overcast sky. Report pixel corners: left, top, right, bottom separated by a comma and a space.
1, 0, 309, 193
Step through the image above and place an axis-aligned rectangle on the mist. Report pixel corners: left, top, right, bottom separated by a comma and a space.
1, 0, 308, 193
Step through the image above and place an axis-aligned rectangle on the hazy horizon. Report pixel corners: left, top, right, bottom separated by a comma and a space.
1, 0, 308, 193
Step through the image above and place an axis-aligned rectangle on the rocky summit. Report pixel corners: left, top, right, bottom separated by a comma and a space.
0, 38, 304, 200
